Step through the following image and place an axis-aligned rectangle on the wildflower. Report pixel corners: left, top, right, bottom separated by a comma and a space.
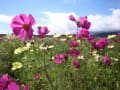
53, 34, 61, 38
60, 38, 66, 41
78, 16, 91, 29
104, 56, 111, 66
11, 13, 36, 41
77, 28, 90, 40
77, 55, 84, 60
0, 74, 19, 90
14, 47, 23, 54
92, 38, 108, 50
69, 49, 80, 57
54, 53, 68, 64
7, 81, 20, 90
73, 60, 80, 68
11, 62, 23, 70
33, 73, 40, 80
107, 35, 116, 39
65, 32, 71, 36
107, 45, 114, 49
70, 41, 79, 47
23, 82, 29, 90
0, 35, 3, 40
9, 37, 12, 40
69, 15, 76, 21
48, 45, 54, 49
117, 32, 120, 38
37, 26, 50, 38
21, 84, 25, 88
55, 60, 64, 64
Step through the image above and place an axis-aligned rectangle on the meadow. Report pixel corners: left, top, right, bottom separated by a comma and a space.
0, 14, 120, 90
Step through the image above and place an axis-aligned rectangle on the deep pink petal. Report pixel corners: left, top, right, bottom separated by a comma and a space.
28, 14, 36, 25
7, 81, 20, 90
23, 82, 29, 90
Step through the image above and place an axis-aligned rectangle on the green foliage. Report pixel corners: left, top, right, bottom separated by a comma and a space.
0, 36, 120, 90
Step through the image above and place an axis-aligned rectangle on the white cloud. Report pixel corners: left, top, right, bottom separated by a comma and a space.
39, 8, 120, 34
88, 9, 120, 32
0, 14, 13, 23
39, 12, 78, 34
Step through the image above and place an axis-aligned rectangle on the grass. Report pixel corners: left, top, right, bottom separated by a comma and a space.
0, 35, 120, 90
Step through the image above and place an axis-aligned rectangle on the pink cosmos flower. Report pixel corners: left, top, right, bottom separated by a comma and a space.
55, 60, 64, 64
9, 37, 12, 41
0, 74, 20, 90
69, 15, 76, 21
78, 16, 91, 29
33, 73, 40, 80
104, 56, 111, 66
37, 26, 50, 38
23, 82, 29, 90
92, 38, 108, 50
69, 49, 80, 57
6, 81, 19, 90
70, 41, 79, 47
0, 35, 3, 40
11, 14, 36, 41
117, 32, 120, 38
77, 28, 90, 40
88, 36, 95, 43
73, 60, 80, 68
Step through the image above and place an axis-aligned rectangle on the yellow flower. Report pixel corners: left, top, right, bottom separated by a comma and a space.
11, 62, 23, 71
111, 57, 118, 61
67, 35, 72, 38
48, 45, 54, 49
21, 84, 25, 88
14, 48, 23, 54
107, 35, 116, 39
77, 55, 84, 60
76, 40, 80, 43
60, 38, 66, 41
65, 32, 71, 36
92, 50, 97, 56
53, 34, 61, 38
107, 45, 114, 48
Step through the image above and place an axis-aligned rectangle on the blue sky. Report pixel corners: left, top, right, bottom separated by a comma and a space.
0, 0, 120, 34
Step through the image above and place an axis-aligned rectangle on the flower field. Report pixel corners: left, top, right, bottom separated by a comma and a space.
0, 14, 120, 90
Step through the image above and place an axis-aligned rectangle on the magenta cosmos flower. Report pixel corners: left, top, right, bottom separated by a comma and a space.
70, 41, 79, 47
117, 32, 120, 38
77, 28, 90, 40
0, 35, 3, 40
104, 56, 111, 66
33, 73, 40, 80
11, 14, 36, 41
69, 49, 80, 57
69, 15, 76, 21
73, 60, 80, 68
78, 16, 91, 29
92, 38, 108, 50
37, 26, 50, 38
0, 74, 19, 90
23, 82, 29, 90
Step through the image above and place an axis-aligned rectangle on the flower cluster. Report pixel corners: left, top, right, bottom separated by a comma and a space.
55, 54, 68, 64
69, 15, 91, 29
92, 38, 108, 50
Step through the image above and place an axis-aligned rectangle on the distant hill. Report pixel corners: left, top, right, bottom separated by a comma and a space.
90, 31, 120, 37
0, 30, 120, 37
